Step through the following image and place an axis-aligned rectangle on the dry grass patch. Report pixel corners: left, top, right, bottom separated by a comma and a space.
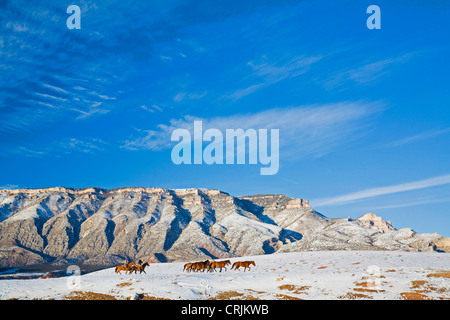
427, 271, 450, 278
278, 284, 296, 291
65, 291, 117, 300
209, 290, 262, 300
411, 280, 427, 289
140, 295, 172, 300
353, 287, 383, 293
354, 281, 373, 288
338, 292, 373, 300
353, 281, 385, 292
278, 284, 311, 295
401, 292, 429, 300
209, 290, 245, 300
117, 282, 132, 287
408, 279, 447, 295
275, 293, 303, 300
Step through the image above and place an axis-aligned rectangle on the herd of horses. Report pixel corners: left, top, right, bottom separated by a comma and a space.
114, 259, 256, 275
115, 261, 150, 274
183, 260, 256, 273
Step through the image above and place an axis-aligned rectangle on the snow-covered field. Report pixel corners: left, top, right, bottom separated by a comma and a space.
0, 251, 449, 300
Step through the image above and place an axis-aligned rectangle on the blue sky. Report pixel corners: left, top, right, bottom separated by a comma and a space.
1, 0, 449, 236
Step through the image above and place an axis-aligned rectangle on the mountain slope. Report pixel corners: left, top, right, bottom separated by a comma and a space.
0, 187, 447, 269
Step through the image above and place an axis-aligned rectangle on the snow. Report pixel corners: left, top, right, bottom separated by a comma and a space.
0, 251, 449, 300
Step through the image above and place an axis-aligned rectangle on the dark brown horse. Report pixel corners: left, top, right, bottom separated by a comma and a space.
129, 262, 149, 274
190, 260, 211, 272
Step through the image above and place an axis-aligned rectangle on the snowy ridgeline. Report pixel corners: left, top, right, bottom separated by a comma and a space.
1, 187, 448, 271
0, 251, 449, 300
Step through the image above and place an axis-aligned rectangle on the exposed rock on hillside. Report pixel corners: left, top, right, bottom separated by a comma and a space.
0, 187, 447, 268
356, 213, 396, 231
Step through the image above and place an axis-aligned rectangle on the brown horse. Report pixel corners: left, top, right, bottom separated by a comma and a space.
115, 262, 136, 274
231, 261, 256, 272
190, 260, 211, 272
129, 262, 149, 274
183, 262, 194, 272
209, 260, 231, 272
115, 265, 127, 274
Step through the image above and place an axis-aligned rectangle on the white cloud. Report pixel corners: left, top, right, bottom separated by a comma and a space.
3, 137, 109, 158
224, 55, 323, 100
41, 83, 70, 95
312, 174, 450, 207
377, 127, 450, 149
324, 53, 413, 87
173, 91, 207, 102
367, 197, 450, 210
121, 101, 381, 158
140, 104, 163, 113
0, 184, 19, 190
60, 138, 108, 154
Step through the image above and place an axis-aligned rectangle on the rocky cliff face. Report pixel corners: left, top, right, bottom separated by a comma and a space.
356, 213, 396, 231
0, 187, 447, 268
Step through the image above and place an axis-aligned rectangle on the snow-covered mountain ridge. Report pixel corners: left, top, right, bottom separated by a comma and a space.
0, 187, 448, 269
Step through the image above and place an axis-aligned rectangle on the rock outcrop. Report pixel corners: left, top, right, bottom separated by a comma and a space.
356, 213, 396, 231
0, 187, 447, 269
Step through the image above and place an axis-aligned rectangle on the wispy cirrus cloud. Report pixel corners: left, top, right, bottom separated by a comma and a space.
173, 91, 207, 102
368, 197, 450, 211
0, 137, 109, 159
324, 53, 413, 88
122, 101, 381, 159
0, 0, 169, 137
0, 0, 305, 142
376, 127, 450, 149
224, 55, 323, 100
312, 174, 450, 207
0, 184, 19, 190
